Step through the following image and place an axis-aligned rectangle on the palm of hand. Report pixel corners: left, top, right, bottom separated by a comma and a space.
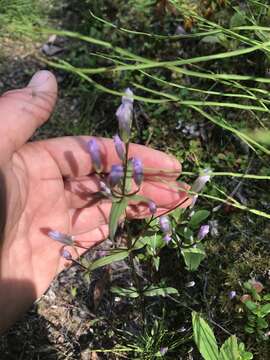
2, 142, 72, 298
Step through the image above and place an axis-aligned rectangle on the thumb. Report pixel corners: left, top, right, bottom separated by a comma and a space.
0, 70, 57, 161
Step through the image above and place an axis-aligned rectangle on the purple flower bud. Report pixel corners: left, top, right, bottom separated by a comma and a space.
108, 164, 124, 187
132, 157, 143, 186
148, 200, 157, 215
198, 225, 210, 241
159, 216, 171, 234
100, 181, 112, 197
229, 290, 237, 300
87, 139, 102, 172
116, 103, 133, 141
190, 169, 211, 208
175, 25, 186, 35
60, 248, 72, 260
160, 347, 168, 355
191, 169, 211, 193
116, 88, 134, 142
48, 230, 74, 245
163, 234, 172, 243
122, 88, 134, 105
113, 134, 125, 161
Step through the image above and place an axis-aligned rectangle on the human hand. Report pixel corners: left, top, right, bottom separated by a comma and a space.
0, 71, 189, 332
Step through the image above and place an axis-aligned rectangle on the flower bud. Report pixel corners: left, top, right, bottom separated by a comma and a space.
191, 169, 211, 193
132, 157, 143, 186
48, 230, 74, 245
116, 88, 134, 142
113, 134, 125, 161
60, 248, 72, 260
163, 234, 172, 243
87, 139, 102, 173
159, 215, 171, 234
100, 181, 112, 197
108, 164, 124, 187
229, 290, 237, 300
122, 87, 134, 105
190, 169, 211, 208
148, 200, 157, 215
197, 225, 210, 241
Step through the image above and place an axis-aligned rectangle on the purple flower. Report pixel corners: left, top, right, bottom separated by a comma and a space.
132, 157, 143, 186
116, 88, 134, 142
197, 225, 210, 241
100, 181, 112, 197
60, 248, 72, 260
48, 230, 74, 245
148, 200, 157, 215
175, 25, 186, 35
191, 169, 211, 193
122, 88, 134, 105
229, 290, 237, 300
113, 134, 125, 161
163, 234, 172, 243
190, 169, 211, 208
87, 139, 102, 172
160, 347, 168, 356
108, 164, 124, 187
159, 216, 171, 234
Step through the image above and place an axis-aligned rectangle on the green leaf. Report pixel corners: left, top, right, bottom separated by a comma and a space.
256, 317, 268, 329
192, 312, 219, 360
170, 207, 182, 223
244, 300, 258, 314
262, 294, 270, 301
189, 210, 210, 229
201, 35, 222, 45
182, 246, 206, 271
143, 285, 178, 297
238, 343, 253, 360
110, 286, 139, 298
260, 303, 270, 317
128, 194, 150, 203
89, 250, 129, 271
109, 198, 128, 240
244, 325, 255, 334
219, 335, 240, 360
230, 11, 246, 28
124, 160, 133, 194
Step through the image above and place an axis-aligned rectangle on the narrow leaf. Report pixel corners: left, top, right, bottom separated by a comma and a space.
192, 312, 219, 360
110, 286, 139, 298
109, 198, 128, 240
143, 285, 178, 297
89, 250, 129, 271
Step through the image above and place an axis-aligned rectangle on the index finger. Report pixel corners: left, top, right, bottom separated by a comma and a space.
39, 136, 181, 179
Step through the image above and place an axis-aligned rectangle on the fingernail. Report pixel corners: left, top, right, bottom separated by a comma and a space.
28, 70, 53, 89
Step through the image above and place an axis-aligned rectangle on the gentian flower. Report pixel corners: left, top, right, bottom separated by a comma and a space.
116, 88, 134, 142
113, 134, 125, 161
48, 230, 74, 246
148, 200, 157, 215
190, 168, 211, 207
87, 138, 102, 172
132, 157, 143, 186
159, 215, 172, 243
60, 248, 72, 260
108, 164, 124, 187
160, 347, 168, 356
100, 181, 112, 197
229, 290, 237, 300
197, 225, 210, 240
